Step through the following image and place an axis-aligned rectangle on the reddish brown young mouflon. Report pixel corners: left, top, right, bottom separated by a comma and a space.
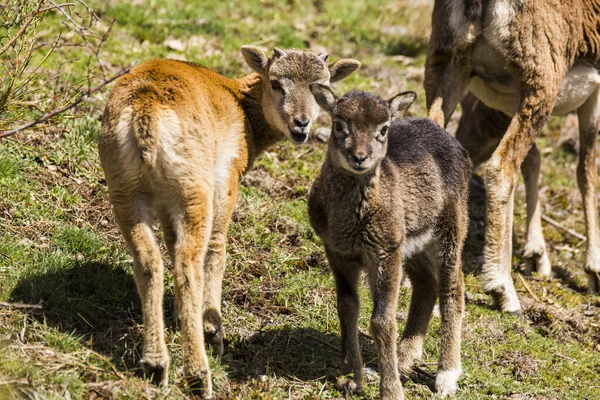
308, 86, 470, 399
426, 0, 600, 313
98, 47, 359, 397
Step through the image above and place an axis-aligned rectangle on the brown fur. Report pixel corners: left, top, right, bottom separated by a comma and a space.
426, 0, 600, 313
308, 86, 470, 398
99, 48, 359, 397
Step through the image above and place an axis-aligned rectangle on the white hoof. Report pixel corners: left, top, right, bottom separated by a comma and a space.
435, 368, 461, 397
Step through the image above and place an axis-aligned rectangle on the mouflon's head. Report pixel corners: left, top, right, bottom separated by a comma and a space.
310, 85, 416, 174
241, 46, 360, 144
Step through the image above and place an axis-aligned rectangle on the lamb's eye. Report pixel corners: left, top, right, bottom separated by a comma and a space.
334, 121, 344, 132
270, 80, 283, 91
380, 126, 388, 137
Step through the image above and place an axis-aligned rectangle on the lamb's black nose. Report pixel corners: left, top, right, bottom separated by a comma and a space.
352, 154, 368, 165
294, 118, 310, 128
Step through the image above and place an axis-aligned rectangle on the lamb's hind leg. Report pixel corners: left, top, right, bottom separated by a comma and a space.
172, 187, 214, 397
202, 174, 239, 356
112, 193, 169, 386
434, 204, 466, 397
577, 88, 600, 293
397, 253, 438, 375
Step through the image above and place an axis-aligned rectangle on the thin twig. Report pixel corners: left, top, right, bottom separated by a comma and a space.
0, 0, 45, 56
0, 64, 132, 138
518, 274, 540, 302
86, 348, 127, 381
0, 301, 42, 309
541, 214, 586, 241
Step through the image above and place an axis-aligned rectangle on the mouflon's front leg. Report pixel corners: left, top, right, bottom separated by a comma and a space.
368, 250, 404, 400
327, 250, 364, 395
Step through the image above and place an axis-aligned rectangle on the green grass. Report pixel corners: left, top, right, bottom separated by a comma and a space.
1, 0, 600, 399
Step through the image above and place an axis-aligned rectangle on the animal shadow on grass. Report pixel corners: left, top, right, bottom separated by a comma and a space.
220, 326, 436, 394
222, 327, 350, 384
9, 260, 171, 372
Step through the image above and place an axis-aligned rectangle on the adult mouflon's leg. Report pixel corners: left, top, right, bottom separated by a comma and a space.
521, 145, 551, 276
577, 88, 600, 293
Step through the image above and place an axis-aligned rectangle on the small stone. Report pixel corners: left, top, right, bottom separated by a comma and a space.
314, 127, 331, 142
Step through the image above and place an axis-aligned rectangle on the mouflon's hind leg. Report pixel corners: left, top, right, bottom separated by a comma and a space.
202, 173, 239, 357
172, 186, 214, 398
434, 202, 467, 397
577, 88, 600, 293
397, 252, 438, 374
521, 144, 552, 277
113, 192, 169, 386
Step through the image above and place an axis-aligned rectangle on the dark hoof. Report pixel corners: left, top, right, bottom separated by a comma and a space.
185, 370, 213, 399
140, 358, 169, 386
203, 309, 224, 357
337, 377, 361, 398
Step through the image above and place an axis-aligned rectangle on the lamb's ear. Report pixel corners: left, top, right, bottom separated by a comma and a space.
273, 47, 287, 58
241, 45, 269, 74
318, 53, 329, 62
389, 91, 417, 120
328, 59, 361, 82
310, 83, 337, 114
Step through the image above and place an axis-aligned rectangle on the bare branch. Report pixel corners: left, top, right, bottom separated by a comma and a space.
0, 64, 132, 139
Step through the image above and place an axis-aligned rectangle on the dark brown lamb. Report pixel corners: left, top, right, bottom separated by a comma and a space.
308, 86, 471, 399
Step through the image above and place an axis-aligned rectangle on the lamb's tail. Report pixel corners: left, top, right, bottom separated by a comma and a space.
131, 87, 161, 165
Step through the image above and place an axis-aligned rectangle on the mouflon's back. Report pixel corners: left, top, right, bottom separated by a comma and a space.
386, 117, 471, 198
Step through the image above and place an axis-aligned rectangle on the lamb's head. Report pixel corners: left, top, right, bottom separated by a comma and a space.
241, 46, 360, 144
310, 86, 416, 175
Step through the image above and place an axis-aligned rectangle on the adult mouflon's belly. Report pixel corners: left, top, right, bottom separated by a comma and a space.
468, 60, 600, 117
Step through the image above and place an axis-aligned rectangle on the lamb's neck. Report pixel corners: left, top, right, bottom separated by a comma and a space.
237, 74, 285, 170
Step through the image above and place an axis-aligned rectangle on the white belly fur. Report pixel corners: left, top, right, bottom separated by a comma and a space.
402, 230, 433, 260
469, 62, 600, 117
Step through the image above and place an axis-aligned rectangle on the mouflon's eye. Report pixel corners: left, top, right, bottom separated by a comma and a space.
380, 126, 388, 137
270, 80, 283, 91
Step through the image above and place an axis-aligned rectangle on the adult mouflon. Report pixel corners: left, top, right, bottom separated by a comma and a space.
426, 0, 600, 313
99, 47, 359, 397
308, 86, 471, 399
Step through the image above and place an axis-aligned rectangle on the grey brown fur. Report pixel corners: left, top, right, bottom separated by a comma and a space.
308, 87, 470, 399
426, 0, 600, 313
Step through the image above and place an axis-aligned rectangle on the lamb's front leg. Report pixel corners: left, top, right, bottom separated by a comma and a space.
327, 250, 363, 395
368, 250, 403, 400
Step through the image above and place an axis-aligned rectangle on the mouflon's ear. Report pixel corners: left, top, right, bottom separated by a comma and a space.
273, 47, 288, 58
328, 59, 361, 82
310, 83, 337, 114
388, 91, 417, 120
241, 45, 269, 74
